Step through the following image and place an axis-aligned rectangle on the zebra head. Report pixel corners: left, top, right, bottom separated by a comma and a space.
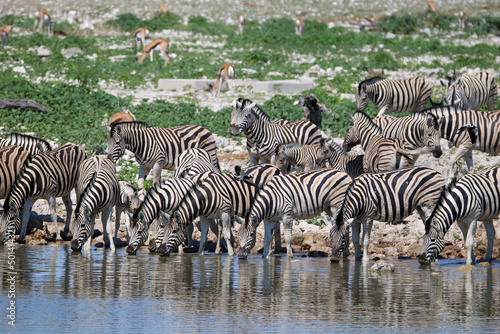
126, 212, 151, 255
315, 138, 329, 168
0, 203, 22, 244
274, 144, 292, 174
426, 113, 443, 158
343, 114, 360, 152
71, 206, 93, 252
156, 213, 184, 256
443, 83, 464, 109
418, 221, 444, 265
107, 124, 126, 163
355, 85, 369, 112
329, 218, 352, 262
229, 98, 256, 136
238, 217, 258, 259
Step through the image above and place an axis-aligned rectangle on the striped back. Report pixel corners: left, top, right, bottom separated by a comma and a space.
443, 71, 497, 111
274, 140, 326, 173
320, 141, 364, 179
161, 164, 280, 255
330, 166, 444, 260
419, 166, 500, 264
71, 156, 120, 251
173, 148, 220, 178
356, 76, 432, 114
0, 133, 52, 156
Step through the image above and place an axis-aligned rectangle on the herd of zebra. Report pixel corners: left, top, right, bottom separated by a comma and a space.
0, 70, 499, 266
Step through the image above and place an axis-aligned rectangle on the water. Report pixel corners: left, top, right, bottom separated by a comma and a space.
1, 245, 499, 333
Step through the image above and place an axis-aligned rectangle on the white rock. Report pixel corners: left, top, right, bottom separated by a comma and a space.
13, 66, 26, 74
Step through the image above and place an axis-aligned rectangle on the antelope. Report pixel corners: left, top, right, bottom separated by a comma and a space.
158, 4, 168, 14
427, 1, 436, 12
295, 18, 305, 36
137, 39, 170, 66
34, 10, 51, 36
237, 14, 245, 34
108, 103, 137, 129
208, 63, 235, 97
458, 11, 468, 31
0, 25, 13, 47
133, 27, 150, 48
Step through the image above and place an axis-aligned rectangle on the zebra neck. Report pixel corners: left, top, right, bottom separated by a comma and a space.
365, 84, 381, 102
358, 122, 382, 150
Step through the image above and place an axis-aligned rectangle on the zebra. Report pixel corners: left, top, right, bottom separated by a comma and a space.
238, 168, 352, 259
173, 147, 220, 178
343, 111, 415, 173
0, 146, 31, 200
157, 164, 281, 257
316, 140, 364, 179
419, 166, 500, 265
356, 76, 433, 116
274, 139, 327, 173
0, 132, 52, 155
228, 98, 322, 164
413, 106, 500, 172
0, 144, 87, 243
373, 112, 443, 159
114, 181, 141, 242
441, 71, 497, 111
71, 156, 120, 252
330, 166, 445, 262
107, 121, 219, 189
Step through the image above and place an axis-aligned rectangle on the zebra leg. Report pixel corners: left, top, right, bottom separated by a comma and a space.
262, 219, 275, 258
273, 222, 282, 253
282, 213, 294, 257
62, 193, 73, 238
113, 205, 123, 240
83, 215, 95, 252
249, 152, 260, 165
449, 144, 473, 174
102, 206, 115, 251
17, 199, 35, 243
351, 220, 362, 261
198, 217, 211, 255
152, 162, 163, 185
483, 220, 495, 262
137, 165, 151, 190
221, 211, 234, 255
211, 219, 221, 254
458, 219, 477, 265
361, 218, 373, 262
47, 195, 63, 241
185, 220, 194, 248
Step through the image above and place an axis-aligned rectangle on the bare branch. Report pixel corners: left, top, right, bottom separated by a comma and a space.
0, 99, 52, 113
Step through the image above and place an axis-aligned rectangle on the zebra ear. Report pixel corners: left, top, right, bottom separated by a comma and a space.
248, 102, 256, 110
347, 113, 354, 122
426, 113, 438, 127
440, 79, 447, 87
236, 99, 242, 109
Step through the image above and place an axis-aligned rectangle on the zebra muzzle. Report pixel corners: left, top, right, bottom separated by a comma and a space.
71, 239, 82, 252
126, 244, 138, 255
228, 125, 241, 136
417, 252, 431, 265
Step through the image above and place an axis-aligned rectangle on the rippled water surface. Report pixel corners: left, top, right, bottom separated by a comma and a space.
1, 245, 500, 333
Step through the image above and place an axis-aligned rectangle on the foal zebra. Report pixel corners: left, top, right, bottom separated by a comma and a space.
343, 111, 415, 173
274, 139, 327, 173
317, 141, 364, 179
373, 112, 442, 158
441, 71, 497, 111
356, 76, 433, 116
71, 156, 120, 252
229, 98, 322, 164
330, 166, 445, 262
0, 132, 52, 155
0, 144, 86, 243
238, 169, 351, 259
419, 166, 500, 265
158, 164, 281, 257
107, 121, 219, 189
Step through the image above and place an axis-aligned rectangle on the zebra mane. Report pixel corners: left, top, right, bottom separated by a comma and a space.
358, 76, 385, 93
132, 180, 162, 222
109, 121, 149, 137
3, 152, 34, 213
425, 177, 457, 232
6, 133, 52, 153
457, 124, 478, 145
239, 98, 271, 122
352, 111, 382, 134
75, 171, 98, 216
275, 142, 302, 154
444, 70, 462, 83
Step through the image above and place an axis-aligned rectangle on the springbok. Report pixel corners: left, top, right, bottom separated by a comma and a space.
108, 103, 137, 129
458, 11, 468, 31
133, 27, 150, 48
137, 39, 170, 66
295, 18, 305, 35
158, 4, 168, 14
427, 1, 436, 12
0, 25, 13, 47
208, 63, 235, 96
34, 10, 51, 35
237, 14, 245, 34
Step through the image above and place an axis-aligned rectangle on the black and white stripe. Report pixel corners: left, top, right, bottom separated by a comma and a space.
0, 146, 31, 201
0, 132, 52, 156
0, 144, 87, 243
356, 76, 433, 116
343, 111, 415, 173
107, 121, 219, 189
71, 156, 120, 252
419, 166, 500, 265
441, 71, 497, 111
317, 141, 364, 179
158, 164, 281, 257
173, 147, 220, 178
373, 112, 443, 158
238, 168, 352, 259
228, 98, 322, 164
274, 139, 327, 173
330, 166, 444, 262
114, 181, 141, 242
